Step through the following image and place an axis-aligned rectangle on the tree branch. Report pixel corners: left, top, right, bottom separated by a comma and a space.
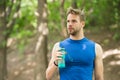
6, 0, 14, 17
6, 0, 21, 38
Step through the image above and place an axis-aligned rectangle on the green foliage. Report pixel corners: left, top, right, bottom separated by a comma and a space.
64, 0, 72, 9
48, 0, 61, 31
7, 0, 37, 53
113, 32, 120, 41
9, 0, 37, 38
0, 40, 6, 48
103, 39, 110, 45
109, 24, 120, 41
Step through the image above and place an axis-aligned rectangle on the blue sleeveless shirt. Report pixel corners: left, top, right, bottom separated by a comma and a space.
59, 37, 96, 80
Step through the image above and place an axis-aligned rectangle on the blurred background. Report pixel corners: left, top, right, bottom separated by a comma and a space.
0, 0, 120, 80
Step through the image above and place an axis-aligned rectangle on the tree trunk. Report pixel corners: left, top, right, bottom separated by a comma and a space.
71, 0, 78, 8
0, 0, 7, 80
34, 0, 48, 80
60, 0, 67, 38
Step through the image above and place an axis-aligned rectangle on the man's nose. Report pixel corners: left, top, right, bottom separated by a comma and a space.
67, 23, 72, 28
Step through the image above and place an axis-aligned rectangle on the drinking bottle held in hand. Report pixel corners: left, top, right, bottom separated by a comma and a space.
58, 48, 66, 68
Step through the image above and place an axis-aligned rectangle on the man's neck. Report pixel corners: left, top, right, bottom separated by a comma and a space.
70, 32, 84, 40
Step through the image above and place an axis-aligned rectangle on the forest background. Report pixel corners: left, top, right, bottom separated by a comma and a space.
0, 0, 120, 80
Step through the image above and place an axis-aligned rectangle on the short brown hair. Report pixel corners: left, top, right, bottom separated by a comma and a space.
67, 7, 85, 21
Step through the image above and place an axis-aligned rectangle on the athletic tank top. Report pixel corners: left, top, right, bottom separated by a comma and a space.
59, 37, 96, 80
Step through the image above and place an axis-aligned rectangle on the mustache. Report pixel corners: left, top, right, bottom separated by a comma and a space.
68, 27, 74, 29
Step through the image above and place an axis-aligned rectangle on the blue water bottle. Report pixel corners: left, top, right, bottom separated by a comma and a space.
58, 48, 66, 68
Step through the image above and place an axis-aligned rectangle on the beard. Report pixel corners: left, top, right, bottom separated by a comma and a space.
67, 28, 79, 36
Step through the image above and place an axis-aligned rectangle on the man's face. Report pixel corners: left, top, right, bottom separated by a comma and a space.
67, 13, 82, 36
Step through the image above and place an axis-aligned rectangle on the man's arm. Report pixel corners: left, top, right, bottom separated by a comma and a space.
46, 42, 60, 80
94, 43, 104, 80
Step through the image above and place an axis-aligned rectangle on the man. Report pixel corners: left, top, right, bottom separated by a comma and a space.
46, 7, 104, 80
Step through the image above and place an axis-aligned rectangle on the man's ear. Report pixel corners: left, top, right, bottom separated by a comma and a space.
81, 21, 85, 27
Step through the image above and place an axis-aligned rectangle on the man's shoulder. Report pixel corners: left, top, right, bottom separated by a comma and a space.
61, 38, 69, 41
54, 38, 69, 48
54, 42, 60, 47
54, 38, 68, 46
59, 38, 70, 44
85, 38, 96, 44
95, 43, 103, 57
95, 43, 102, 49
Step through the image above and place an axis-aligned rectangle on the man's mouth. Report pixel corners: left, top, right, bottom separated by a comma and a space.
68, 28, 73, 30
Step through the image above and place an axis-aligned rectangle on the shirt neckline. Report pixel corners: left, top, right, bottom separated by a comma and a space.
68, 37, 87, 43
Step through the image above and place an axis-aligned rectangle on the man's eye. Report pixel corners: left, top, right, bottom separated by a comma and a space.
67, 20, 69, 22
72, 20, 77, 22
